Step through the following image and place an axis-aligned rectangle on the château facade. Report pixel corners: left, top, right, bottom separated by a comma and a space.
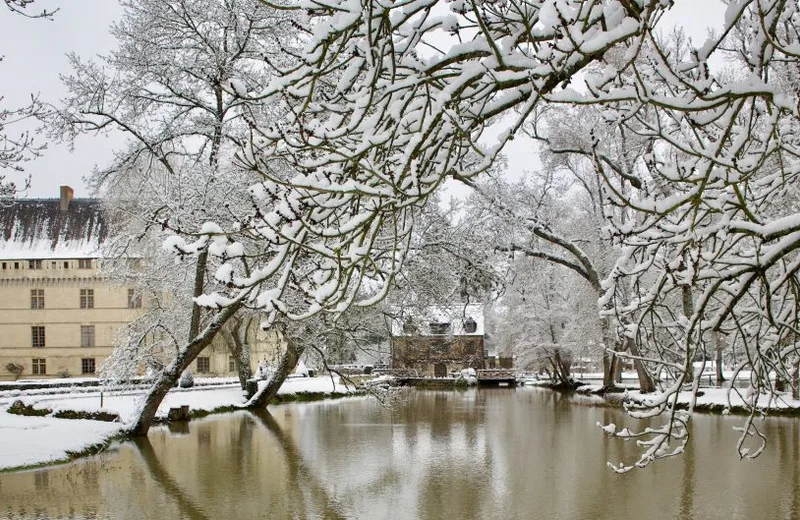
0, 186, 282, 381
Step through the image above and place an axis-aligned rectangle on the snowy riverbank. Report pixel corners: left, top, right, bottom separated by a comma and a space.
0, 376, 355, 472
530, 379, 800, 415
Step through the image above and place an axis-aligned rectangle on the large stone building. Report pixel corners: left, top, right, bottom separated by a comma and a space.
0, 186, 281, 381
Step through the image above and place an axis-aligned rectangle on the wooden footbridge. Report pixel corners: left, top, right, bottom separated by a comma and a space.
382, 369, 516, 387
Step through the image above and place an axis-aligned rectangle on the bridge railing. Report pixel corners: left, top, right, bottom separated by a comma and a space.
477, 369, 516, 380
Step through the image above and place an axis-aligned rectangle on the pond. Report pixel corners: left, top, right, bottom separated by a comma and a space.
1, 388, 798, 520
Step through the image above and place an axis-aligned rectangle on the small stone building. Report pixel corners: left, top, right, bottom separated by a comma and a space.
390, 305, 485, 377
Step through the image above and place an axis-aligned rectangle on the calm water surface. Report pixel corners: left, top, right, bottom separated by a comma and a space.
1, 388, 799, 520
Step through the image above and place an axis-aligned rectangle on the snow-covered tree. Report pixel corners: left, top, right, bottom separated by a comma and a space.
237, 0, 800, 470
50, 0, 301, 430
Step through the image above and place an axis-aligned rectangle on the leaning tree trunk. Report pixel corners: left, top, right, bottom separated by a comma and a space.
792, 357, 799, 401
601, 318, 617, 388
626, 337, 656, 393
130, 301, 242, 436
245, 324, 304, 409
553, 349, 572, 385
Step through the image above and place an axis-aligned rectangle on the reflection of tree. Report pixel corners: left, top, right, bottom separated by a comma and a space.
133, 437, 210, 520
248, 410, 347, 520
677, 432, 695, 520
793, 423, 799, 520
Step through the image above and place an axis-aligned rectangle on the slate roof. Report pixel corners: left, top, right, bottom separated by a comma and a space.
0, 198, 108, 260
390, 304, 485, 337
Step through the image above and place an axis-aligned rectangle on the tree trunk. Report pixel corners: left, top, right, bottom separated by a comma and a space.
222, 316, 254, 391
129, 302, 242, 436
714, 331, 726, 387
236, 340, 252, 391
245, 324, 303, 409
188, 249, 209, 339
613, 354, 623, 384
626, 337, 655, 393
792, 357, 799, 401
601, 318, 616, 388
682, 285, 695, 385
553, 350, 572, 385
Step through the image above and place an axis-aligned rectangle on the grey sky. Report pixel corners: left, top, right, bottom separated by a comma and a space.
1, 0, 123, 198
1, 0, 726, 200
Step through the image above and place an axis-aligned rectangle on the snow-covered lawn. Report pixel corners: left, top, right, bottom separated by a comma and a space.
575, 384, 800, 411
0, 413, 124, 472
0, 376, 353, 471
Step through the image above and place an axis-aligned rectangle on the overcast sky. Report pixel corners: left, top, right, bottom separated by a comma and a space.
0, 0, 726, 199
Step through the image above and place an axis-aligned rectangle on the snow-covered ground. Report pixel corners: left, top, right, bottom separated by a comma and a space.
0, 376, 353, 471
573, 384, 800, 411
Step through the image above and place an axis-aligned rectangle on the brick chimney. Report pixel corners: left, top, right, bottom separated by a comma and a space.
59, 185, 74, 211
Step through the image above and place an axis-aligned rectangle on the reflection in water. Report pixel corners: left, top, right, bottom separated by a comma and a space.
134, 437, 210, 520
249, 409, 346, 520
1, 389, 799, 520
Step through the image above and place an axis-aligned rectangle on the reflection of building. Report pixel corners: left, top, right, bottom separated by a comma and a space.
0, 186, 280, 380
390, 305, 486, 377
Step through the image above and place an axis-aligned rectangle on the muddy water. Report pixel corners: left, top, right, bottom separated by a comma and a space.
1, 388, 798, 520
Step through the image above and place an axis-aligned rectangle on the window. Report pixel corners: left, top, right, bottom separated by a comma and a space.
78, 259, 92, 269
32, 358, 46, 375
430, 338, 447, 354
465, 340, 476, 354
63, 261, 69, 269
1, 262, 6, 269
429, 322, 451, 335
14, 262, 19, 269
81, 325, 95, 347
28, 259, 43, 269
197, 357, 210, 374
81, 358, 96, 374
402, 319, 418, 335
228, 356, 236, 372
80, 289, 94, 309
30, 289, 45, 310
31, 326, 45, 348
127, 289, 142, 309
51, 261, 57, 269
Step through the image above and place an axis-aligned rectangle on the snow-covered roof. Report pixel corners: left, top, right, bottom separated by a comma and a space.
0, 198, 108, 260
390, 304, 485, 337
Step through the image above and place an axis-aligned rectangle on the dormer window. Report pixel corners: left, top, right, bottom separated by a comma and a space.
430, 322, 451, 335
464, 317, 477, 334
402, 319, 418, 335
